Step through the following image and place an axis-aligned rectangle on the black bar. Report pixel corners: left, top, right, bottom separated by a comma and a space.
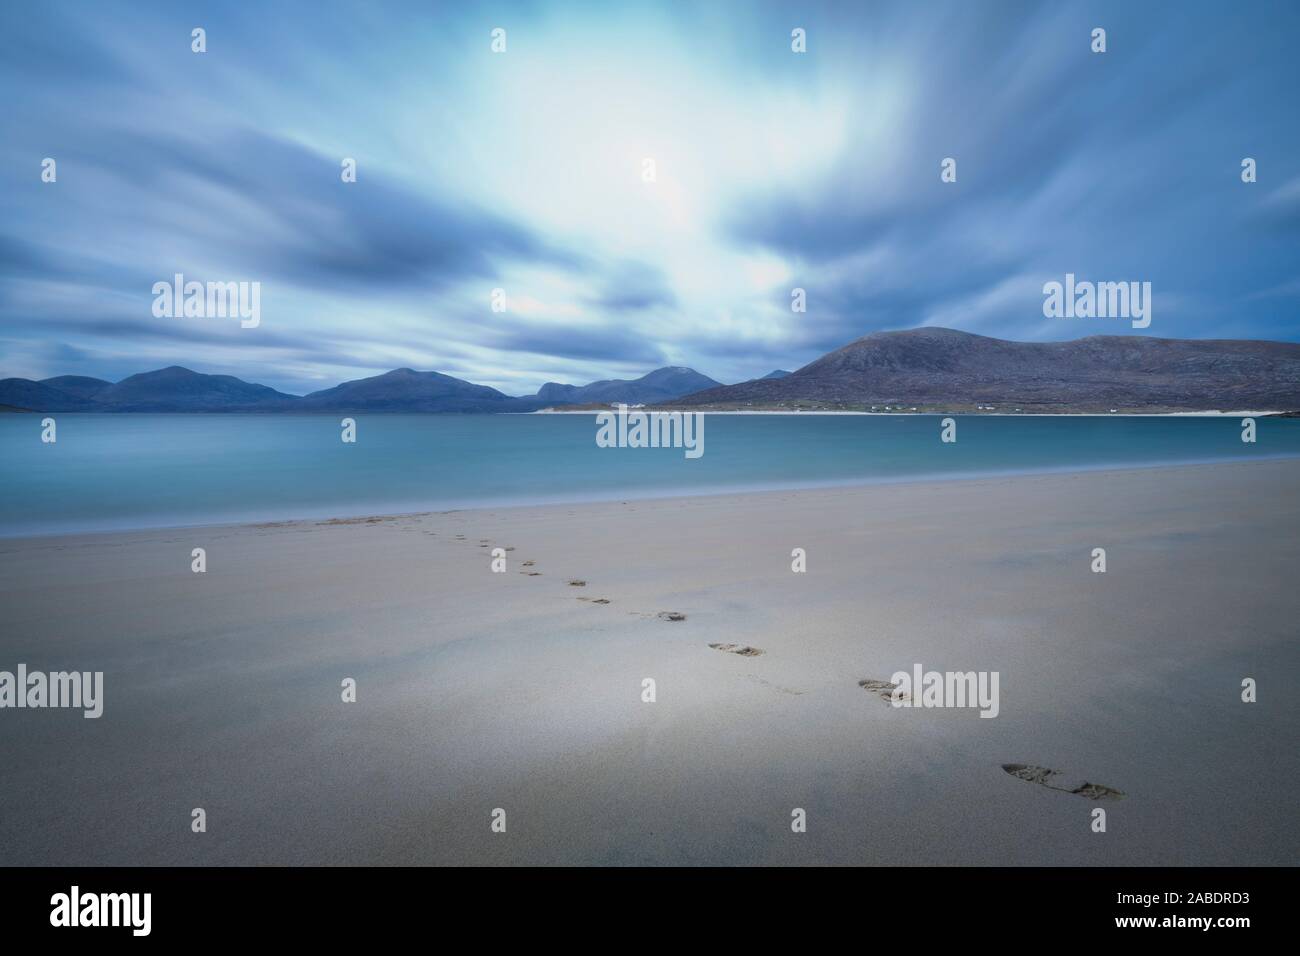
0, 866, 1280, 941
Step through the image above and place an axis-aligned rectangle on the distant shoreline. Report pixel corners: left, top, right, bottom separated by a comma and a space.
533, 408, 1287, 417
4, 406, 1290, 416
7, 328, 1299, 415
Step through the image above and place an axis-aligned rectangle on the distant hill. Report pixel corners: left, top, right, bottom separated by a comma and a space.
7, 331, 1297, 413
296, 368, 542, 413
1, 366, 555, 413
0, 367, 296, 412
0, 379, 102, 411
40, 375, 112, 399
670, 328, 1300, 412
536, 366, 720, 406
90, 367, 300, 411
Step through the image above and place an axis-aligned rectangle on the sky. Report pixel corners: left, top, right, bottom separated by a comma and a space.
2, 0, 1299, 396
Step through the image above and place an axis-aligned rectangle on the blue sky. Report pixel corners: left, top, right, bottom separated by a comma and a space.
2, 0, 1298, 395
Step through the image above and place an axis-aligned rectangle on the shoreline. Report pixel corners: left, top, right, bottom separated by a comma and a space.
4, 407, 1288, 416
533, 408, 1288, 416
5, 454, 1299, 543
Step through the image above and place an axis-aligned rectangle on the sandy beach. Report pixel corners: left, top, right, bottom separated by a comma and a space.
1, 459, 1297, 866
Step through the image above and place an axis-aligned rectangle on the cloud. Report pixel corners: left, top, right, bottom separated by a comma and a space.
2, 0, 1299, 393
585, 260, 679, 313
718, 1, 1300, 346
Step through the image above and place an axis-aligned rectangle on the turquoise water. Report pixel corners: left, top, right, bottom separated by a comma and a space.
1, 413, 1297, 536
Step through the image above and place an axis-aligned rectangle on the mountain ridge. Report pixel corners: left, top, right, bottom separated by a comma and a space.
535, 366, 721, 406
4, 329, 1299, 413
667, 328, 1300, 412
0, 364, 721, 413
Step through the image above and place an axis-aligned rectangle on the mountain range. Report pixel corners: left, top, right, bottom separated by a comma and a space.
0, 364, 729, 413
3, 328, 1298, 413
670, 328, 1300, 412
536, 366, 720, 406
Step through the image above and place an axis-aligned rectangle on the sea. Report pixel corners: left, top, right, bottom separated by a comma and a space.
1, 412, 1296, 536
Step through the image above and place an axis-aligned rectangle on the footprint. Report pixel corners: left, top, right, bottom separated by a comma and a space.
520, 571, 542, 576
591, 598, 610, 605
859, 678, 910, 703
568, 580, 586, 587
1001, 764, 1124, 800
1072, 782, 1126, 800
658, 611, 686, 622
709, 642, 763, 657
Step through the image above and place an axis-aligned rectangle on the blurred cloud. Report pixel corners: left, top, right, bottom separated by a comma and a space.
1, 0, 1298, 394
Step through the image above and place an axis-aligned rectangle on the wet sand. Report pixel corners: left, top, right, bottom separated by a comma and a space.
1, 459, 1297, 865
